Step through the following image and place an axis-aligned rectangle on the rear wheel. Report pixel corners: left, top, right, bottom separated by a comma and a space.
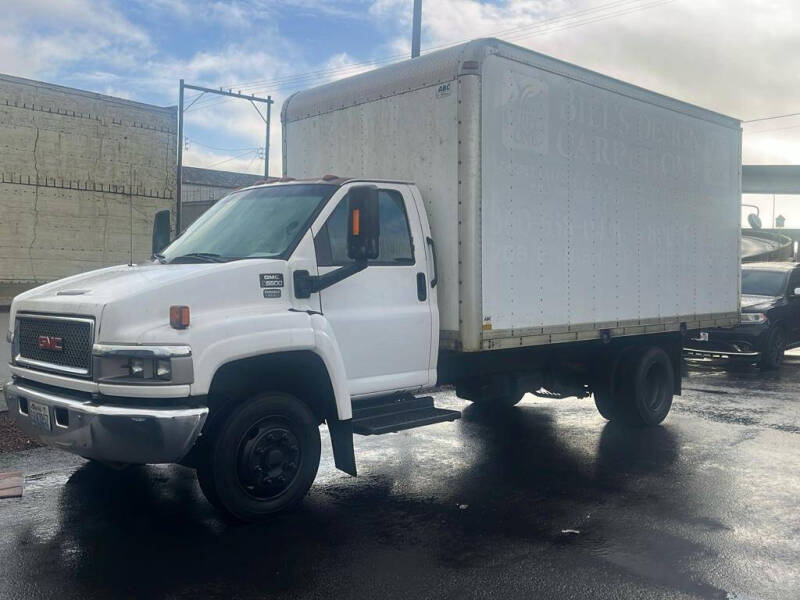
467, 393, 524, 408
759, 326, 785, 370
617, 346, 674, 426
457, 379, 524, 409
197, 392, 321, 522
594, 346, 674, 427
593, 384, 620, 421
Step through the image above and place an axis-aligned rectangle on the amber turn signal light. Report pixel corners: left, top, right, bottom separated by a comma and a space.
170, 305, 190, 329
351, 208, 360, 236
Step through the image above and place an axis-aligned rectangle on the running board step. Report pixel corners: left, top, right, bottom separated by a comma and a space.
351, 395, 460, 435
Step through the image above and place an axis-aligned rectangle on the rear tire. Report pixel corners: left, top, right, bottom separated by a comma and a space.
759, 327, 785, 371
197, 392, 321, 522
593, 385, 620, 421
467, 394, 524, 408
456, 377, 524, 409
617, 346, 674, 427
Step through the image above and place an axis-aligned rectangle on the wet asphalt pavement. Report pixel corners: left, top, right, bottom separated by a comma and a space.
1, 358, 799, 600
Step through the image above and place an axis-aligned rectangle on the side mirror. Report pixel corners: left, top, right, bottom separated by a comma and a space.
346, 186, 379, 261
152, 210, 171, 256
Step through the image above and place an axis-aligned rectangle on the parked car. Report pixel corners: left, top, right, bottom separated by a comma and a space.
685, 262, 800, 369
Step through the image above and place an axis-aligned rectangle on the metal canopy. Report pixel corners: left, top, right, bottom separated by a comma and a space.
742, 165, 800, 194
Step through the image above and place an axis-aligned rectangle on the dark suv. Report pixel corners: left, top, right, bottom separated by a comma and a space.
684, 262, 800, 369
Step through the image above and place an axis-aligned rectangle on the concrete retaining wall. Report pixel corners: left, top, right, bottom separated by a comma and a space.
0, 74, 177, 303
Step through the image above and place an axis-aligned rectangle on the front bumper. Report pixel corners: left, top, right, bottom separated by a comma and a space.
683, 347, 760, 361
683, 324, 768, 362
4, 380, 208, 464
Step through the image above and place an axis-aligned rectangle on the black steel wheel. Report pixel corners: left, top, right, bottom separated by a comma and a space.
237, 418, 302, 500
198, 392, 321, 522
759, 327, 785, 371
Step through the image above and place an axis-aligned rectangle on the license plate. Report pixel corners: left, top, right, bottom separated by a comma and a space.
28, 401, 52, 431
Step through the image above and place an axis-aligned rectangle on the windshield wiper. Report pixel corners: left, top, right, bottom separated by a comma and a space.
169, 252, 229, 264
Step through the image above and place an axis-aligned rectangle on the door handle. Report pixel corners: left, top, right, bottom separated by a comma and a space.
426, 237, 438, 288
417, 272, 427, 301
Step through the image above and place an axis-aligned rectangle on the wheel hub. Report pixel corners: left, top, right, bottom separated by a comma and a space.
238, 421, 301, 499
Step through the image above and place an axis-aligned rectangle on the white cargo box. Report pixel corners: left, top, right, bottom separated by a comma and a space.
283, 38, 741, 352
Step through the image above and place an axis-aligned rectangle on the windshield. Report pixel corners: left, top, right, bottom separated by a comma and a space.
741, 269, 787, 296
161, 184, 335, 262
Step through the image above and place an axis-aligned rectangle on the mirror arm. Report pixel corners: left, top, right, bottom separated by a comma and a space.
294, 260, 367, 299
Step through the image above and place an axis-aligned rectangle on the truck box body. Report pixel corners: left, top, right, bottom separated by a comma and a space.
282, 38, 741, 353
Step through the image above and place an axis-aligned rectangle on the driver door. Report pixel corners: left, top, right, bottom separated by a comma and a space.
312, 184, 433, 397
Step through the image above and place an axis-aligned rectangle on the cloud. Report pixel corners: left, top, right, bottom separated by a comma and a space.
4, 0, 799, 175
0, 0, 151, 79
371, 0, 800, 164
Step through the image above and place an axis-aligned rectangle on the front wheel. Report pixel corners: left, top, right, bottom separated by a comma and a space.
197, 392, 321, 522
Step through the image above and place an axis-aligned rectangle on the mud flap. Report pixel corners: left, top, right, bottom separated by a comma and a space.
327, 418, 357, 476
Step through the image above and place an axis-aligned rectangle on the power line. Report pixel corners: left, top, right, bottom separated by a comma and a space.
744, 111, 800, 123
187, 0, 674, 114
205, 148, 258, 169
502, 0, 675, 44
189, 140, 261, 152
746, 123, 800, 135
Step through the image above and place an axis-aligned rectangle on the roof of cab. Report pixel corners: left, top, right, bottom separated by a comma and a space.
237, 176, 414, 192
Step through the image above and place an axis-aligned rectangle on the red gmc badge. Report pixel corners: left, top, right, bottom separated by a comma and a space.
37, 335, 63, 351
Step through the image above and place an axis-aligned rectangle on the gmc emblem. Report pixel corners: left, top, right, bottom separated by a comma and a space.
37, 335, 63, 351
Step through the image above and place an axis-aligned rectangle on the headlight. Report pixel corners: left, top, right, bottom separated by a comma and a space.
740, 313, 767, 324
92, 345, 193, 385
156, 359, 172, 380
129, 358, 145, 377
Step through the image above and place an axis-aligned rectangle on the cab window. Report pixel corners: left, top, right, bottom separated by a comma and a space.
315, 190, 414, 266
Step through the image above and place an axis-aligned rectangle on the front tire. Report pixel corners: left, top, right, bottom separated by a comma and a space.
197, 392, 321, 522
759, 326, 785, 370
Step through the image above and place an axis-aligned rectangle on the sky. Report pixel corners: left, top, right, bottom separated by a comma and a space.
2, 0, 800, 225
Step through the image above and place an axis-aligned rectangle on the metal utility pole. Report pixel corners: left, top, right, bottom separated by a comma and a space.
176, 81, 273, 233
176, 79, 184, 235
411, 0, 422, 58
773, 194, 776, 228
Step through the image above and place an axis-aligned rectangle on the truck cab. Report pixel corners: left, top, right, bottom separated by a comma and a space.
5, 177, 453, 521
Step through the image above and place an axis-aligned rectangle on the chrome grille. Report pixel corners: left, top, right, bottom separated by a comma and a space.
15, 314, 94, 377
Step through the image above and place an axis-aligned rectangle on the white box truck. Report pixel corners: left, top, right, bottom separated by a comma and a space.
5, 39, 740, 521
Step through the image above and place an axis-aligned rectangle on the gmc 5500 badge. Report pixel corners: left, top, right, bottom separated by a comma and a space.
259, 273, 284, 288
